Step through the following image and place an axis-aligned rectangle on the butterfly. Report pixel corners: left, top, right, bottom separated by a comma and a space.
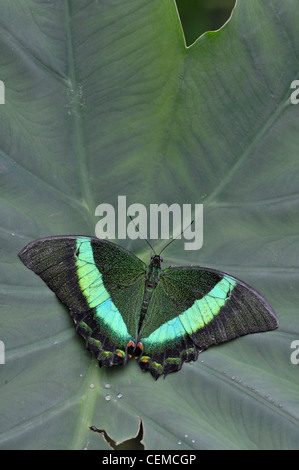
19, 235, 279, 379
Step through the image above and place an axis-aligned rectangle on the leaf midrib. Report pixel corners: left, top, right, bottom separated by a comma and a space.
64, 0, 95, 221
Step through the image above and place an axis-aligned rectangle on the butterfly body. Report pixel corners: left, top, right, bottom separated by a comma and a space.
138, 255, 162, 332
19, 236, 279, 379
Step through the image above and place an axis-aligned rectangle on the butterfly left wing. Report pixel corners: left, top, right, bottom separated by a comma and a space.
137, 266, 279, 379
19, 236, 147, 367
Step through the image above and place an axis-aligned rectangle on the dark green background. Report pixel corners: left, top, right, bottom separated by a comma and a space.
176, 0, 236, 45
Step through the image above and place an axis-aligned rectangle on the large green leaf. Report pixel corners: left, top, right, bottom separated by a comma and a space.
1, 0, 299, 450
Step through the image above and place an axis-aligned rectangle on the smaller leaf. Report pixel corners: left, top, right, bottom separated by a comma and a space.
90, 417, 144, 450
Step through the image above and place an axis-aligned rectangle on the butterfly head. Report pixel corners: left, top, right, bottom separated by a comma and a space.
150, 254, 163, 268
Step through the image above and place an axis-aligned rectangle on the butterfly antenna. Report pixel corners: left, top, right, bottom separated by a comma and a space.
158, 220, 194, 256
128, 215, 156, 255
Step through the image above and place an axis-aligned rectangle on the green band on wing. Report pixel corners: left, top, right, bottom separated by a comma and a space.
180, 276, 236, 334
75, 237, 131, 344
142, 276, 236, 348
142, 316, 186, 349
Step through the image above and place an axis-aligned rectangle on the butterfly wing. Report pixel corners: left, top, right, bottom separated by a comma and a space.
137, 266, 279, 379
19, 236, 147, 366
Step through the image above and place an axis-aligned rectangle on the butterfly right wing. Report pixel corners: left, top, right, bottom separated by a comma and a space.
137, 266, 278, 379
19, 236, 147, 367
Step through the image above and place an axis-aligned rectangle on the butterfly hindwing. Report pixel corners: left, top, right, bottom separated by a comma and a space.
19, 236, 146, 366
137, 266, 278, 378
